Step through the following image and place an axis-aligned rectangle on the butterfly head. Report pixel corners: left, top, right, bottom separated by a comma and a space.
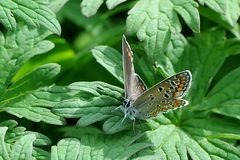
121, 99, 138, 121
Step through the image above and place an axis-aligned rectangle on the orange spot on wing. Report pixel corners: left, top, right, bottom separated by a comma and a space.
174, 92, 179, 97
177, 87, 183, 91
179, 84, 184, 87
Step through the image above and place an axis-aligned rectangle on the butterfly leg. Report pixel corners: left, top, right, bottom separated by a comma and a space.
121, 114, 127, 123
132, 117, 136, 134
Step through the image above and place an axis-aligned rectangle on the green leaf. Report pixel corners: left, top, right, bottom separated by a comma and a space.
0, 25, 68, 125
126, 0, 199, 61
1, 64, 65, 125
106, 0, 127, 9
49, 0, 69, 13
154, 32, 187, 76
201, 67, 240, 117
0, 120, 26, 144
175, 29, 240, 105
32, 147, 50, 160
25, 131, 52, 146
0, 127, 10, 160
11, 134, 36, 160
136, 122, 240, 160
182, 118, 240, 139
199, 0, 240, 37
103, 116, 132, 134
92, 46, 124, 84
0, 0, 61, 34
212, 102, 240, 121
80, 0, 104, 17
198, 0, 226, 14
0, 25, 54, 93
0, 120, 51, 160
53, 81, 124, 130
51, 134, 150, 160
222, 0, 240, 27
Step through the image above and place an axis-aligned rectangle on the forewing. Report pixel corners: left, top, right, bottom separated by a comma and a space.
133, 70, 192, 119
122, 35, 147, 101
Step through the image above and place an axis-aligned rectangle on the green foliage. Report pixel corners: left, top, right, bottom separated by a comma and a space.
0, 0, 61, 34
0, 0, 240, 159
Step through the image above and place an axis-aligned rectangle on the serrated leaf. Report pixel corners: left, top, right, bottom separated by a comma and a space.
223, 0, 240, 26
0, 25, 54, 94
49, 0, 69, 13
0, 120, 51, 160
0, 127, 10, 160
154, 32, 187, 76
199, 1, 240, 37
136, 123, 240, 160
0, 0, 61, 34
25, 131, 52, 146
106, 0, 127, 9
92, 46, 124, 84
198, 0, 226, 14
11, 134, 36, 160
126, 0, 199, 63
32, 147, 50, 160
0, 25, 69, 125
53, 81, 124, 129
1, 64, 65, 125
51, 134, 150, 160
80, 0, 104, 17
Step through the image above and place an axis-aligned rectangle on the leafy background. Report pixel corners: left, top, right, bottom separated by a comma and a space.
0, 0, 240, 159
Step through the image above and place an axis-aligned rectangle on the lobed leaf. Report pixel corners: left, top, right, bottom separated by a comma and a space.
53, 81, 124, 131
106, 0, 127, 9
92, 46, 124, 84
136, 122, 240, 160
199, 1, 240, 37
198, 0, 226, 14
0, 0, 61, 34
0, 127, 10, 160
11, 134, 36, 160
51, 134, 150, 160
126, 0, 199, 62
80, 0, 104, 17
0, 121, 51, 160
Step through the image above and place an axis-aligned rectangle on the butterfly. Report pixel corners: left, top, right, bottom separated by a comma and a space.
115, 35, 192, 122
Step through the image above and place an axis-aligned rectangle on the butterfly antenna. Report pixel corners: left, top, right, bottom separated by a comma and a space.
111, 105, 122, 112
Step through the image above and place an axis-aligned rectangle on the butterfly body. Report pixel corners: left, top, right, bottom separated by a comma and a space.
118, 35, 192, 121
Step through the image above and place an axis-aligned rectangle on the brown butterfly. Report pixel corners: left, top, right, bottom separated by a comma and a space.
116, 35, 192, 122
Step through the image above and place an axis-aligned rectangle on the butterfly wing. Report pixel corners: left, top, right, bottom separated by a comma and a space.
122, 35, 147, 101
133, 70, 192, 119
